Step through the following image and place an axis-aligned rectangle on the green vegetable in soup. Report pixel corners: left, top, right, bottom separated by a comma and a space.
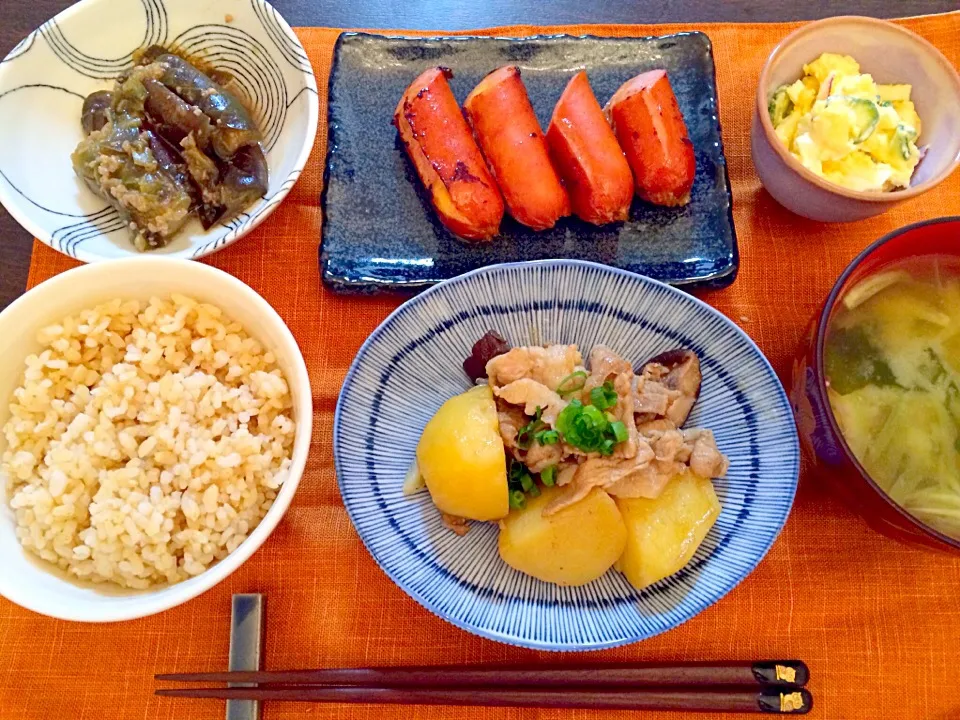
824, 325, 897, 395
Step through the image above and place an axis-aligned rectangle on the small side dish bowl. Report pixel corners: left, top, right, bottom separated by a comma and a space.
0, 0, 318, 261
791, 216, 960, 553
334, 260, 800, 651
0, 258, 313, 621
751, 16, 960, 222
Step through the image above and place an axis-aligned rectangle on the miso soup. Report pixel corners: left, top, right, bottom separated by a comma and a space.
825, 255, 960, 541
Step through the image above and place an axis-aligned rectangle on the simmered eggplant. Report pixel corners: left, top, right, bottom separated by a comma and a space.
142, 48, 262, 160
81, 91, 114, 135
71, 45, 269, 251
219, 144, 269, 216
71, 110, 193, 251
142, 77, 213, 151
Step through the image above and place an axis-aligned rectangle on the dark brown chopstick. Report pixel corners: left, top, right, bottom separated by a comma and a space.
155, 685, 812, 713
157, 660, 809, 689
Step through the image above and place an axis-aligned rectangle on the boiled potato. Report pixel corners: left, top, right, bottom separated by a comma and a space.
498, 486, 626, 586
416, 385, 508, 521
615, 471, 721, 591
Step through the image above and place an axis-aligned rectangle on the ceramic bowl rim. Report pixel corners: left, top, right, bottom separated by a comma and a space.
755, 15, 960, 203
813, 215, 960, 551
0, 0, 319, 263
0, 257, 314, 621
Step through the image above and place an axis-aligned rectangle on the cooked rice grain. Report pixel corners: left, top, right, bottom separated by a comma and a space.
1, 294, 295, 589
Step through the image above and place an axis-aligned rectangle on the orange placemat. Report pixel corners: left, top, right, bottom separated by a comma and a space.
5, 14, 960, 720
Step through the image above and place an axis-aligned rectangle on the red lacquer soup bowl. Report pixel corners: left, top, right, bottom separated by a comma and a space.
791, 216, 960, 553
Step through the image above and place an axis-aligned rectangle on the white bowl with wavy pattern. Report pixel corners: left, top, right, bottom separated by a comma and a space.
0, 0, 317, 261
334, 260, 801, 650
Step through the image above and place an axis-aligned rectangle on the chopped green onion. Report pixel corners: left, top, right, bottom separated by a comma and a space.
589, 381, 618, 410
516, 407, 545, 449
509, 490, 526, 510
527, 484, 541, 498
520, 473, 534, 492
535, 429, 559, 445
556, 370, 588, 397
509, 459, 533, 494
556, 392, 633, 455
589, 386, 607, 409
610, 420, 628, 443
580, 404, 607, 427
557, 400, 606, 452
541, 465, 556, 486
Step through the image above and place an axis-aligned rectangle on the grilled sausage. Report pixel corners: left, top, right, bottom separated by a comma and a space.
394, 67, 504, 241
605, 69, 695, 207
463, 66, 569, 230
546, 72, 633, 225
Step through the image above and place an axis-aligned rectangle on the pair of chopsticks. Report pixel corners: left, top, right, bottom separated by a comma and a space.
157, 660, 812, 714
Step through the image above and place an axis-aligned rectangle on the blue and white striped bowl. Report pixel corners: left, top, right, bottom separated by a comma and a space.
334, 260, 799, 651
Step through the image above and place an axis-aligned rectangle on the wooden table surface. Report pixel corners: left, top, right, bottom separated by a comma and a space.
0, 0, 954, 309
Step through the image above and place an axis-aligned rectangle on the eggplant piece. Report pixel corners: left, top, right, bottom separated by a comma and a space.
196, 202, 225, 230
81, 90, 113, 135
145, 129, 189, 186
179, 133, 220, 202
135, 45, 167, 66
147, 51, 261, 160
142, 77, 213, 151
218, 144, 268, 219
144, 127, 222, 228
71, 110, 193, 251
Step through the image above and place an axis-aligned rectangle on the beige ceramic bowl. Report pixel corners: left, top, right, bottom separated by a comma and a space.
751, 16, 960, 222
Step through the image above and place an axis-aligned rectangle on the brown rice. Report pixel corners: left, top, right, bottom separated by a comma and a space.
1, 294, 295, 589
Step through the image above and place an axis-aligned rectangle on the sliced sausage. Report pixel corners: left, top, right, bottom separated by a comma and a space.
464, 66, 569, 231
605, 69, 695, 207
394, 67, 504, 241
546, 71, 633, 225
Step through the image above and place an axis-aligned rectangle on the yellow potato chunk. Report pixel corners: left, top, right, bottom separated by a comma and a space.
416, 385, 508, 521
615, 472, 721, 591
498, 486, 626, 586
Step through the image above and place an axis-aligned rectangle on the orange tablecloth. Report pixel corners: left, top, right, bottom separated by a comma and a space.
5, 14, 960, 720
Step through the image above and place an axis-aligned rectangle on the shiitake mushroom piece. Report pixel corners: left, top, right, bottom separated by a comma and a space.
638, 349, 702, 426
463, 331, 511, 383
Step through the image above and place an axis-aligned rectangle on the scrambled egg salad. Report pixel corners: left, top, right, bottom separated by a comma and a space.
768, 53, 923, 192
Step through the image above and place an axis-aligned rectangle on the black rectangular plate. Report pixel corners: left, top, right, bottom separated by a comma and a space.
321, 31, 737, 294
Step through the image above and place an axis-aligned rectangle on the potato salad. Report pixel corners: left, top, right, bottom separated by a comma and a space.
768, 53, 923, 192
